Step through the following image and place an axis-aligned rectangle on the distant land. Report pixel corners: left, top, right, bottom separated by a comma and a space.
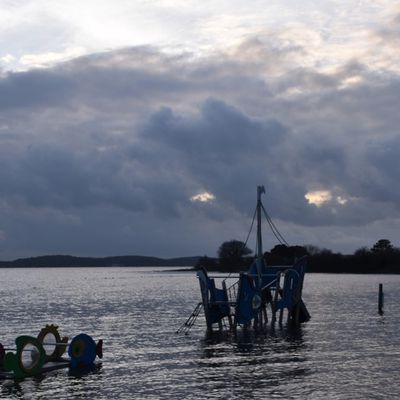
2, 237, 400, 274
0, 255, 201, 268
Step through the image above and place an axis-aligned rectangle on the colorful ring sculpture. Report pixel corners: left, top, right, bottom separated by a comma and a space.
37, 324, 68, 361
3, 336, 46, 380
0, 325, 102, 380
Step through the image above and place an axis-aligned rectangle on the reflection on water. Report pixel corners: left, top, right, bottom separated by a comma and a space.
1, 365, 104, 398
0, 268, 400, 399
197, 327, 309, 399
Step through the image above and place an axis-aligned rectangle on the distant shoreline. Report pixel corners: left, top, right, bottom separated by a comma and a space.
1, 254, 399, 274
0, 254, 201, 268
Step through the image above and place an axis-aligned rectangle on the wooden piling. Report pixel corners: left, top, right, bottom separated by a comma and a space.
378, 283, 384, 315
279, 308, 284, 325
222, 280, 234, 330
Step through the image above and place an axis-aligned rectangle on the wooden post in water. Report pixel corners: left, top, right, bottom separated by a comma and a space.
378, 283, 384, 315
271, 273, 280, 325
222, 280, 234, 331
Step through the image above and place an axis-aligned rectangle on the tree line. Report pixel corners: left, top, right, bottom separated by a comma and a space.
195, 238, 400, 274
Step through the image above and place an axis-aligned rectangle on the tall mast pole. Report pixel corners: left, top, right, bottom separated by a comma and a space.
256, 185, 265, 259
256, 185, 265, 281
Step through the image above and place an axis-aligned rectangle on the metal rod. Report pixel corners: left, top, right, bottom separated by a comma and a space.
257, 185, 264, 259
2, 342, 67, 350
378, 283, 384, 314
3, 348, 38, 352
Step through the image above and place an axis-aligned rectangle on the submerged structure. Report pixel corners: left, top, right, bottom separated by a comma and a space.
179, 186, 310, 334
0, 324, 102, 380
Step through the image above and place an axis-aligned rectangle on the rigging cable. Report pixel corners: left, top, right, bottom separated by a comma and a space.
223, 202, 288, 282
261, 203, 289, 246
243, 205, 257, 249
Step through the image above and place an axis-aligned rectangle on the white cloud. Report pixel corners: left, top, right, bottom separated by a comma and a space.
1, 54, 15, 64
336, 196, 348, 205
1, 1, 399, 74
191, 192, 216, 203
305, 190, 332, 207
19, 47, 87, 69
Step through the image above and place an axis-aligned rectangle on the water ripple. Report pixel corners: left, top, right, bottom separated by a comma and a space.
0, 269, 399, 398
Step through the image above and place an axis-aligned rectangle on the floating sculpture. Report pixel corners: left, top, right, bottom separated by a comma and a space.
0, 324, 102, 380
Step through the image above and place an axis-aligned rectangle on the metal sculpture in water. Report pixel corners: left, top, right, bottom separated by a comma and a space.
179, 186, 310, 334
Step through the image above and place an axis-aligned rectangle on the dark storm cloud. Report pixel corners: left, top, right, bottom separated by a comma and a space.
363, 135, 400, 206
140, 99, 286, 166
0, 37, 400, 258
0, 69, 76, 109
134, 98, 289, 212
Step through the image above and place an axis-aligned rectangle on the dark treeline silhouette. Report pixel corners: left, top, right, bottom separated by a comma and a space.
195, 239, 400, 274
217, 240, 252, 270
2, 239, 399, 273
0, 255, 200, 268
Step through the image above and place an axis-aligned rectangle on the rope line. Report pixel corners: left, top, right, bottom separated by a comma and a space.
243, 205, 257, 249
224, 199, 289, 283
261, 203, 289, 246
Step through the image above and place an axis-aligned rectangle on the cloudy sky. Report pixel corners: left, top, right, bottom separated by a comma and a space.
0, 0, 399, 260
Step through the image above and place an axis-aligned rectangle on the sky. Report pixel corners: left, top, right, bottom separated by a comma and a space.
0, 0, 400, 260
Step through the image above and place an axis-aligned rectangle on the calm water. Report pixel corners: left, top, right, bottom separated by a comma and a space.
0, 267, 399, 399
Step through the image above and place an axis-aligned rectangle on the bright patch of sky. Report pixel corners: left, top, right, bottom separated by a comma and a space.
305, 190, 332, 207
305, 190, 353, 207
0, 0, 398, 72
191, 192, 216, 203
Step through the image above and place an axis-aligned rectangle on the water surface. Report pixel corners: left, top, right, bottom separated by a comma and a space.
0, 268, 399, 399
